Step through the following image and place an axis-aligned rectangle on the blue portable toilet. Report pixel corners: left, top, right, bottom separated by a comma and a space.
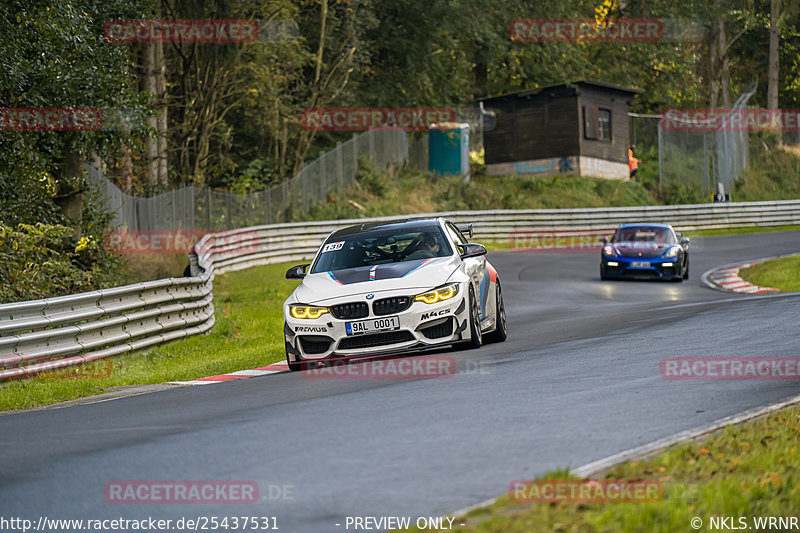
428, 122, 470, 179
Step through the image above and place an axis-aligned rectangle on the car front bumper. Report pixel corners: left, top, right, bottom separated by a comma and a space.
601, 255, 682, 279
284, 291, 471, 364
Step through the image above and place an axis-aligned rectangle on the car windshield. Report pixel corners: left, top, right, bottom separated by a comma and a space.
612, 227, 675, 244
310, 227, 453, 273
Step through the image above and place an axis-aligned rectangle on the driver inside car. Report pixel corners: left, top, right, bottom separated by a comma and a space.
405, 232, 441, 260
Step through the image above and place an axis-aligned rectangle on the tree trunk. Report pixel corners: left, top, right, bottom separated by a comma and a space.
142, 41, 159, 187
114, 144, 133, 193
767, 0, 780, 109
718, 17, 730, 108
155, 39, 169, 186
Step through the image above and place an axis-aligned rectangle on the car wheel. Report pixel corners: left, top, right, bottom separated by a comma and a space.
683, 257, 690, 279
465, 286, 483, 349
285, 327, 302, 371
486, 281, 507, 343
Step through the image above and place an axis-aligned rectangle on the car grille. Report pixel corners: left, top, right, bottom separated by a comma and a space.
420, 317, 453, 339
372, 296, 411, 316
622, 268, 658, 277
339, 331, 415, 350
299, 336, 333, 354
330, 302, 369, 319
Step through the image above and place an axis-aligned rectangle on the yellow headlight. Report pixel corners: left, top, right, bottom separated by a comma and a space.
289, 305, 329, 319
415, 284, 459, 304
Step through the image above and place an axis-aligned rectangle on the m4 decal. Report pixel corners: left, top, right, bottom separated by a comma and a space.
421, 309, 450, 321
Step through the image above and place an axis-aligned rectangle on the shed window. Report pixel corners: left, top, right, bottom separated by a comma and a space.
583, 105, 612, 142
598, 108, 611, 141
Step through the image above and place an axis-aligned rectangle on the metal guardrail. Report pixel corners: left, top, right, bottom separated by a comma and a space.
2, 199, 799, 380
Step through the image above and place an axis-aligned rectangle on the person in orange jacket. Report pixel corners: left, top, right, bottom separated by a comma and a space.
628, 145, 639, 181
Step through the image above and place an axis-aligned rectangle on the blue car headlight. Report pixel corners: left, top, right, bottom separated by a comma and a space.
663, 246, 680, 258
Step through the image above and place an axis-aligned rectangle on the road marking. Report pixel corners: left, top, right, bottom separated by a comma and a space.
169, 362, 289, 385
701, 255, 796, 295
450, 392, 800, 520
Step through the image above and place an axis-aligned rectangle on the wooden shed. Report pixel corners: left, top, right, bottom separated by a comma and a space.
480, 81, 641, 179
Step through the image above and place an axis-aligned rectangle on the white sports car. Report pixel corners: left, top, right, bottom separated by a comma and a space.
282, 218, 507, 370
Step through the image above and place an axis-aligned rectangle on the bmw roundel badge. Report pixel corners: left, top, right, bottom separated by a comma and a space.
366, 294, 374, 300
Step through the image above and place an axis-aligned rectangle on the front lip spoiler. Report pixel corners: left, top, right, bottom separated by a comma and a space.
297, 336, 458, 363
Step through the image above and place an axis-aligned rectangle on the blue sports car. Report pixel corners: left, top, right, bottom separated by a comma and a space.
600, 224, 689, 281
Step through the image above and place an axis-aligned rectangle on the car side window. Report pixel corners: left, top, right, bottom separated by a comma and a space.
446, 223, 468, 247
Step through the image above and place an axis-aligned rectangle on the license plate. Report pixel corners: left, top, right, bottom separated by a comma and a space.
346, 316, 400, 336
630, 261, 650, 268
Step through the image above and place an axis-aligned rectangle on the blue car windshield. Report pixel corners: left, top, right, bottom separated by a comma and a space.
311, 228, 453, 274
612, 227, 675, 244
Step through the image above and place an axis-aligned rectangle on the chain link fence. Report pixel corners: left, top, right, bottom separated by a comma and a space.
87, 129, 412, 232
628, 88, 756, 201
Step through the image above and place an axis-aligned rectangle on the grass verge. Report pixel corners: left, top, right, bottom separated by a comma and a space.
738, 254, 800, 292
0, 262, 298, 412
401, 404, 800, 532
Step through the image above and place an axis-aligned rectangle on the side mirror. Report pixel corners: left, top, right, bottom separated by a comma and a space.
286, 264, 310, 280
457, 224, 474, 239
459, 243, 487, 259
600, 237, 608, 245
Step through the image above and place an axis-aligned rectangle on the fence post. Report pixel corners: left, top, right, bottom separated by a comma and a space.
266, 187, 272, 223
226, 194, 232, 230
319, 152, 326, 207
352, 133, 358, 184
206, 188, 212, 230
282, 180, 288, 221
336, 142, 344, 191
369, 130, 375, 162
657, 126, 664, 194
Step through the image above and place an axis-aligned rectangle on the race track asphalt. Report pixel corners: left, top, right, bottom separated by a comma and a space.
1, 230, 799, 532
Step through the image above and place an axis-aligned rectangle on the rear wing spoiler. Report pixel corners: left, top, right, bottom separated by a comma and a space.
457, 224, 474, 239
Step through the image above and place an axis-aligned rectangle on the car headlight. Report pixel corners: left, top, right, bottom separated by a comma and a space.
414, 283, 459, 304
663, 246, 680, 258
603, 245, 617, 257
289, 304, 329, 319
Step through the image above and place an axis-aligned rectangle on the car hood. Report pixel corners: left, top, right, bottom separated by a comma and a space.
292, 257, 460, 305
614, 241, 672, 258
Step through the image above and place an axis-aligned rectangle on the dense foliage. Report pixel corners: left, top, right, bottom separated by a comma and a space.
1, 0, 798, 300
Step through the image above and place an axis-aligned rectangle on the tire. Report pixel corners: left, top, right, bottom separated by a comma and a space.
683, 257, 690, 279
285, 325, 302, 371
486, 281, 507, 343
465, 286, 483, 349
